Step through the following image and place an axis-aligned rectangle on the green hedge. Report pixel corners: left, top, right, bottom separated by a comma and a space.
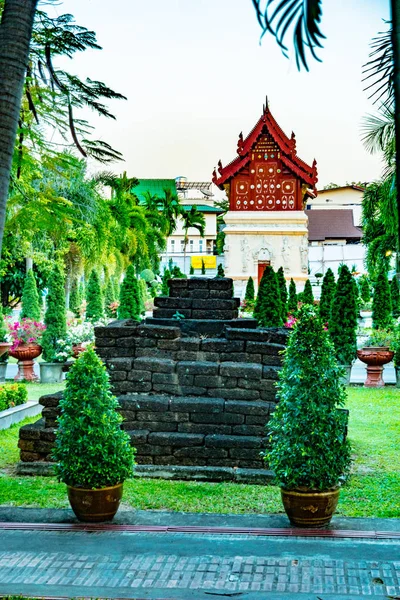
0, 383, 28, 412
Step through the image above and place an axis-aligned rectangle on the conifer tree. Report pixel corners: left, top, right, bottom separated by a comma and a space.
139, 279, 147, 314
245, 277, 255, 303
118, 265, 141, 320
104, 278, 116, 318
372, 267, 392, 330
189, 265, 194, 275
20, 269, 41, 321
288, 278, 297, 313
253, 266, 282, 327
161, 269, 171, 296
201, 259, 206, 275
217, 264, 225, 278
78, 282, 85, 309
86, 270, 104, 323
42, 263, 67, 362
302, 279, 314, 305
69, 278, 81, 318
276, 267, 288, 321
358, 275, 371, 304
330, 265, 357, 365
319, 268, 336, 325
390, 277, 400, 319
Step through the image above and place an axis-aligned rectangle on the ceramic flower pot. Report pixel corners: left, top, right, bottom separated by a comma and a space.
39, 362, 64, 384
0, 342, 11, 358
281, 487, 340, 528
8, 343, 42, 381
356, 347, 394, 388
67, 483, 124, 522
72, 343, 86, 358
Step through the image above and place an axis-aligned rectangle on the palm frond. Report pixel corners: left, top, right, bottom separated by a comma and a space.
362, 23, 393, 106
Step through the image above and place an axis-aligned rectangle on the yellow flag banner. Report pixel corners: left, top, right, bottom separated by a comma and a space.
191, 255, 217, 269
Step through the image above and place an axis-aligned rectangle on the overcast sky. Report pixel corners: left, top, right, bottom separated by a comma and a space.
54, 0, 390, 188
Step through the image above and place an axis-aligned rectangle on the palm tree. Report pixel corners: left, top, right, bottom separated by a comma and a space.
181, 207, 206, 274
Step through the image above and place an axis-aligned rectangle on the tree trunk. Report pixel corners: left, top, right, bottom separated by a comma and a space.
391, 0, 400, 277
0, 0, 38, 258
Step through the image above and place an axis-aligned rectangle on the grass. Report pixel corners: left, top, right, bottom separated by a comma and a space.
23, 382, 65, 402
0, 387, 399, 517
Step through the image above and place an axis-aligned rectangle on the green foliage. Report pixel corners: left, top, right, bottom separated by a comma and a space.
140, 269, 155, 283
245, 277, 255, 303
201, 259, 206, 275
86, 270, 104, 323
0, 305, 8, 343
189, 265, 194, 275
358, 275, 371, 304
266, 305, 351, 490
53, 348, 134, 488
288, 278, 297, 313
253, 266, 282, 327
372, 267, 393, 330
0, 383, 28, 412
217, 264, 225, 278
41, 264, 67, 363
330, 265, 358, 365
104, 278, 116, 318
276, 267, 288, 320
365, 329, 395, 348
319, 269, 336, 325
118, 265, 141, 320
69, 278, 81, 318
302, 279, 314, 305
139, 279, 147, 314
390, 277, 400, 319
161, 269, 170, 296
393, 324, 400, 366
20, 270, 41, 321
171, 265, 186, 279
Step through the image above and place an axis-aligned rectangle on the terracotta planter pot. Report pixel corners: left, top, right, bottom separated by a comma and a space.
0, 342, 11, 358
8, 343, 42, 382
72, 344, 86, 359
67, 483, 123, 522
356, 347, 394, 388
281, 487, 340, 528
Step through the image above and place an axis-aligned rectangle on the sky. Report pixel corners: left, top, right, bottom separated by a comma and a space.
53, 0, 390, 189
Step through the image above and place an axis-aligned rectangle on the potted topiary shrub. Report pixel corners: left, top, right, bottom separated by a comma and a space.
266, 305, 351, 528
53, 347, 135, 522
357, 329, 395, 388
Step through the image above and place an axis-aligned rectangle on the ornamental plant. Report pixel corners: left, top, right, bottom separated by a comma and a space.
0, 306, 8, 343
66, 321, 94, 346
372, 266, 392, 330
104, 278, 116, 318
358, 274, 371, 304
41, 264, 67, 363
364, 329, 394, 348
53, 347, 135, 488
86, 270, 104, 323
276, 267, 288, 321
288, 278, 297, 313
69, 278, 81, 318
245, 277, 255, 304
161, 269, 170, 296
390, 277, 400, 319
319, 268, 335, 325
118, 264, 141, 320
189, 265, 195, 275
6, 318, 46, 352
302, 279, 314, 305
253, 266, 282, 327
0, 383, 28, 411
266, 305, 351, 490
20, 269, 41, 321
329, 265, 358, 365
217, 264, 225, 278
139, 279, 147, 315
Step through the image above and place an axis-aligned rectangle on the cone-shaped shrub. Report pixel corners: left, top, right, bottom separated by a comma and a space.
245, 277, 255, 303
104, 278, 116, 318
139, 279, 147, 314
288, 278, 297, 313
277, 267, 288, 321
42, 263, 67, 362
372, 267, 392, 329
330, 265, 357, 365
217, 264, 225, 278
20, 269, 41, 321
253, 266, 282, 327
86, 270, 104, 323
118, 265, 141, 320
391, 277, 400, 319
266, 305, 351, 490
69, 278, 81, 318
319, 269, 336, 325
358, 275, 371, 304
53, 347, 135, 488
189, 265, 194, 275
0, 305, 7, 342
161, 269, 170, 296
302, 279, 314, 305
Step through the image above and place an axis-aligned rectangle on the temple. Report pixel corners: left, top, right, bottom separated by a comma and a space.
212, 99, 318, 292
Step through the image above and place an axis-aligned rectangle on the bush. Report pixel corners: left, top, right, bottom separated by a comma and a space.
244, 277, 255, 304
86, 270, 104, 323
0, 383, 28, 411
139, 279, 147, 315
253, 266, 282, 327
104, 278, 116, 318
118, 265, 141, 320
69, 278, 81, 318
288, 278, 297, 313
171, 265, 186, 279
319, 268, 335, 325
302, 279, 314, 305
372, 267, 392, 330
140, 269, 155, 283
330, 265, 358, 365
42, 264, 67, 363
161, 269, 170, 296
53, 347, 135, 488
276, 267, 288, 321
201, 259, 206, 275
390, 277, 400, 319
217, 264, 225, 278
189, 264, 195, 275
358, 275, 371, 304
20, 269, 41, 321
266, 305, 351, 490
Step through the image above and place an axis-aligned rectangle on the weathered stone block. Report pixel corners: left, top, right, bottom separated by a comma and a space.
168, 278, 188, 289
261, 355, 283, 367
134, 338, 156, 348
192, 299, 238, 311
137, 411, 189, 423
152, 372, 178, 385
135, 444, 172, 456
246, 414, 270, 425
191, 412, 244, 425
134, 357, 176, 373
174, 447, 228, 459
205, 434, 263, 448
208, 278, 234, 291
107, 358, 132, 371
192, 310, 237, 320
237, 378, 261, 390
178, 423, 232, 435
188, 278, 209, 289
225, 400, 271, 416
179, 338, 201, 352
154, 297, 193, 309
209, 289, 234, 299
119, 395, 168, 412
176, 351, 199, 361
229, 447, 265, 459
219, 376, 238, 389
246, 341, 285, 356
262, 365, 281, 380
95, 337, 116, 347
232, 424, 266, 436
127, 370, 152, 382
136, 324, 181, 339
136, 421, 178, 432
135, 348, 177, 360
177, 361, 219, 376
193, 375, 220, 388
157, 339, 181, 351
153, 308, 192, 319
179, 386, 207, 396
114, 381, 152, 393
219, 362, 262, 380
39, 392, 63, 408
170, 397, 224, 413
110, 371, 127, 382
220, 352, 262, 363
148, 432, 204, 446
208, 388, 260, 401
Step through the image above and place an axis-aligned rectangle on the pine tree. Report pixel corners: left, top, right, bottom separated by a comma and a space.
358, 275, 371, 304
288, 278, 297, 313
20, 269, 41, 321
217, 264, 225, 278
139, 279, 147, 314
201, 260, 206, 275
245, 277, 255, 303
118, 265, 141, 320
302, 279, 314, 305
372, 267, 392, 330
189, 264, 194, 275
78, 282, 85, 309
390, 277, 400, 319
69, 278, 81, 318
86, 270, 104, 323
330, 265, 358, 365
276, 267, 288, 321
161, 269, 170, 296
319, 268, 336, 325
42, 263, 67, 362
253, 266, 282, 327
104, 278, 116, 318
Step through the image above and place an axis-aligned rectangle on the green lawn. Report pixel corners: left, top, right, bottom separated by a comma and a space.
0, 387, 399, 517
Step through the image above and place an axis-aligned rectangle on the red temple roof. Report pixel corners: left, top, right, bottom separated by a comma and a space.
212, 103, 318, 191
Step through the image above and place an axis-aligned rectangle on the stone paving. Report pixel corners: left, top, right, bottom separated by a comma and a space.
0, 530, 399, 598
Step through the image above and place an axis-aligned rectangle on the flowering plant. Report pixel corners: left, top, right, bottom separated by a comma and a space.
107, 300, 120, 317
284, 314, 298, 328
6, 318, 46, 352
66, 321, 95, 346
52, 339, 73, 362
